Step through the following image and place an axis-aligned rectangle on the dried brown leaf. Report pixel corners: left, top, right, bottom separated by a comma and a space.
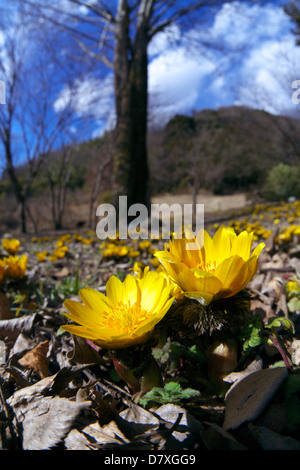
223, 367, 288, 430
200, 422, 247, 450
19, 340, 49, 379
248, 423, 300, 450
10, 394, 91, 450
64, 420, 130, 450
0, 313, 41, 340
51, 266, 69, 278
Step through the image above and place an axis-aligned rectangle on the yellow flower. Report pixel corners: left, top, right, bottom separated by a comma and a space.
2, 254, 28, 279
36, 251, 48, 262
2, 238, 20, 254
81, 237, 94, 245
62, 272, 175, 349
50, 245, 68, 261
138, 240, 152, 250
129, 248, 140, 258
286, 280, 300, 296
116, 245, 129, 257
134, 262, 183, 300
154, 226, 265, 306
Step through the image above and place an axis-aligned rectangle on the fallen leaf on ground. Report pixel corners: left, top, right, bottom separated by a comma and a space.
223, 366, 288, 430
19, 340, 49, 379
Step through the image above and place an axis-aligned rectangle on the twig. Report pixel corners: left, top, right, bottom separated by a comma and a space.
259, 266, 296, 273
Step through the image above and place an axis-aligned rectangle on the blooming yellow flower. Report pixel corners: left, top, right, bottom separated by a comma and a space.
154, 226, 265, 306
2, 238, 20, 254
62, 271, 175, 349
133, 262, 183, 300
49, 245, 68, 261
1, 254, 28, 279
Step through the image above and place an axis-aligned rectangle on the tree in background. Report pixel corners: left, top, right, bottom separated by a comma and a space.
0, 20, 92, 232
285, 1, 300, 43
15, 0, 245, 215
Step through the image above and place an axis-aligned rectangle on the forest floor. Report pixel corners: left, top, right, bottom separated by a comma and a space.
0, 196, 300, 452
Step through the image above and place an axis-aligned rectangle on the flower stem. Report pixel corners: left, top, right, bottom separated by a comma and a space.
269, 334, 291, 370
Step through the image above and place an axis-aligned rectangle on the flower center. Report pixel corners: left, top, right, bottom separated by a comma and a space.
104, 301, 148, 334
197, 259, 217, 273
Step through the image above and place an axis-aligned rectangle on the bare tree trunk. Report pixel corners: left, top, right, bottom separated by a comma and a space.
4, 132, 29, 233
113, 0, 150, 213
19, 198, 27, 234
192, 182, 199, 221
46, 148, 73, 230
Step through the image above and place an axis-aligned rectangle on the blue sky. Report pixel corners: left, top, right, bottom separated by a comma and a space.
1, 0, 300, 139
53, 0, 300, 135
147, 0, 300, 122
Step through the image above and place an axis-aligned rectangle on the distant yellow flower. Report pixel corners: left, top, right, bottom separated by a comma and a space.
155, 226, 265, 306
36, 251, 48, 262
116, 246, 129, 257
2, 238, 20, 254
49, 245, 68, 261
286, 280, 300, 296
81, 237, 94, 245
129, 248, 140, 258
62, 272, 174, 349
138, 240, 152, 250
2, 254, 28, 279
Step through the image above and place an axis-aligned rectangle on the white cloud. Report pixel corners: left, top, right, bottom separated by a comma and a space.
53, 1, 300, 130
235, 32, 300, 114
54, 74, 115, 134
148, 43, 216, 123
147, 1, 300, 118
210, 1, 290, 47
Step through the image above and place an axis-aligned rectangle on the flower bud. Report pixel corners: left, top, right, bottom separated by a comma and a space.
206, 339, 237, 395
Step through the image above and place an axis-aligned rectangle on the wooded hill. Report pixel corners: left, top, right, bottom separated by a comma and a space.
148, 105, 300, 197
1, 105, 300, 233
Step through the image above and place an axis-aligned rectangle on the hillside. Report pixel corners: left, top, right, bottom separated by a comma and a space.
0, 105, 300, 234
149, 105, 300, 196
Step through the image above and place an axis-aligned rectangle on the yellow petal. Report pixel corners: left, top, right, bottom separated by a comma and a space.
63, 299, 103, 327
105, 275, 122, 304
123, 274, 139, 306
79, 287, 111, 311
232, 230, 253, 260
213, 255, 245, 286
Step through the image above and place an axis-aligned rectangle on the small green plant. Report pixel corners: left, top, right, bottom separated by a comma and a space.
286, 279, 300, 313
240, 314, 295, 368
139, 381, 200, 406
55, 264, 81, 298
152, 340, 206, 366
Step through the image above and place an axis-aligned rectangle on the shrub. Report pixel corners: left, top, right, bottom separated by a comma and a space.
263, 163, 300, 201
